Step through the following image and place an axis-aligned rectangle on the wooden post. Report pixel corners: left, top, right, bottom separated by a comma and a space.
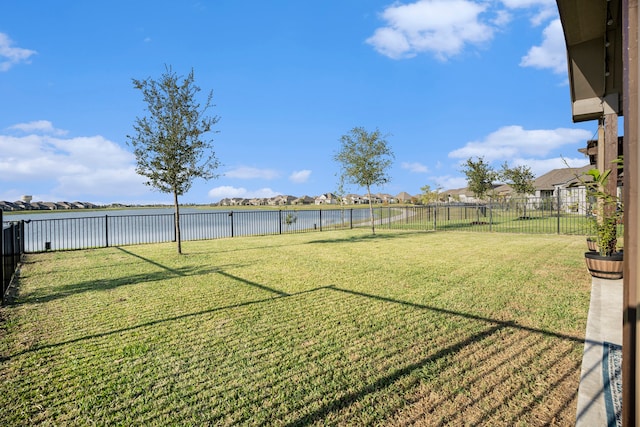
622, 0, 639, 424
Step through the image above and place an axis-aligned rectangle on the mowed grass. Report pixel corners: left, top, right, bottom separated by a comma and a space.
0, 230, 591, 426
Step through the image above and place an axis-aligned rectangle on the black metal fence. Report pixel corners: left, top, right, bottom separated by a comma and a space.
1, 192, 592, 255
15, 209, 362, 253
380, 195, 591, 235
1, 211, 24, 303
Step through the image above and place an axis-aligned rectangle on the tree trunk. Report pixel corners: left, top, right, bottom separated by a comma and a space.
367, 185, 375, 235
173, 191, 182, 254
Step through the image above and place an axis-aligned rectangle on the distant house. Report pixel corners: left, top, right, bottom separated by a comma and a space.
272, 195, 295, 206
395, 192, 413, 204
40, 202, 62, 210
292, 195, 314, 205
315, 193, 338, 205
444, 188, 484, 204
342, 194, 365, 204
466, 165, 593, 213
0, 201, 18, 211
531, 165, 592, 198
376, 193, 396, 204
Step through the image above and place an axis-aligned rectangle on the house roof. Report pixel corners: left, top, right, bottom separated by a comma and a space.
533, 165, 592, 190
443, 165, 593, 196
556, 0, 622, 122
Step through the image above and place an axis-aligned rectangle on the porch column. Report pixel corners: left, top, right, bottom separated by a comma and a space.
622, 0, 639, 425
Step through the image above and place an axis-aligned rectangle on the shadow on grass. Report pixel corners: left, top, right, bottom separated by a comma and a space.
4, 285, 332, 362
18, 264, 229, 306
283, 323, 506, 427
282, 287, 586, 426
3, 262, 589, 424
307, 230, 430, 244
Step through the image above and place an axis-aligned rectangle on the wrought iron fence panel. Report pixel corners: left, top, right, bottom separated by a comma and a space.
4, 188, 594, 255
2, 212, 24, 303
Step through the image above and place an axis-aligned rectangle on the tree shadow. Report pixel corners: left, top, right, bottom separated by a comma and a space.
3, 267, 588, 424
307, 230, 430, 245
3, 285, 333, 362
14, 246, 240, 305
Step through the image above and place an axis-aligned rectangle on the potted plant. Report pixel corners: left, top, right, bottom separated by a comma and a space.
585, 206, 599, 252
583, 161, 623, 279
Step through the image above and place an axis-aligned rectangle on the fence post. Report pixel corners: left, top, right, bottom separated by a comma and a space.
557, 190, 561, 234
105, 215, 109, 248
230, 211, 234, 237
19, 220, 24, 255
350, 209, 353, 229
319, 209, 323, 231
489, 199, 493, 232
11, 222, 18, 273
433, 205, 437, 231
172, 213, 176, 242
1, 210, 4, 302
279, 210, 282, 235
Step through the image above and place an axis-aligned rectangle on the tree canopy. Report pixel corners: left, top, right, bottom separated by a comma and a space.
420, 184, 442, 205
500, 162, 535, 196
127, 66, 220, 253
461, 157, 498, 200
334, 127, 394, 234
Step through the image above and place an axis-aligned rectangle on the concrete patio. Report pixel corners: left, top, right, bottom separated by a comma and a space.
576, 277, 623, 426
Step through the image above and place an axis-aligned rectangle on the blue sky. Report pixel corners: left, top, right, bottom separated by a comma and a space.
0, 0, 595, 205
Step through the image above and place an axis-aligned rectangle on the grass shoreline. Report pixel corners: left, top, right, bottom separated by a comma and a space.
0, 230, 590, 425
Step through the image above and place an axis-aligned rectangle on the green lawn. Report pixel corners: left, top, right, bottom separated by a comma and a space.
0, 230, 591, 425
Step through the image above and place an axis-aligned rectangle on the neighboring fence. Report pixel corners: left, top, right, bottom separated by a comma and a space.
1, 192, 592, 255
1, 211, 24, 303
380, 194, 591, 235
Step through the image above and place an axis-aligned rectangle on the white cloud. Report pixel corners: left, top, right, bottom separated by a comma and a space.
0, 33, 37, 71
224, 166, 280, 180
207, 186, 279, 201
0, 124, 148, 200
520, 19, 567, 74
401, 162, 429, 173
8, 120, 68, 136
366, 0, 494, 60
289, 169, 311, 183
432, 175, 468, 191
500, 0, 556, 26
448, 125, 592, 162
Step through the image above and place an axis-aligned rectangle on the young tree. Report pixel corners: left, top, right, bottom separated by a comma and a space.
420, 184, 442, 205
461, 157, 498, 222
500, 162, 536, 217
334, 127, 394, 234
127, 66, 220, 254
461, 157, 498, 201
500, 162, 535, 195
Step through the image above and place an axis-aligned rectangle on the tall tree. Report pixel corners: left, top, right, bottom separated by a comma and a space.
334, 127, 394, 234
461, 157, 498, 201
127, 66, 220, 254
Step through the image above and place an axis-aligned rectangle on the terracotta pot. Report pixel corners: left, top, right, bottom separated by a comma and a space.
584, 251, 623, 280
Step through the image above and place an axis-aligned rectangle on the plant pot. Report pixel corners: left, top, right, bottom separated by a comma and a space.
586, 238, 598, 252
584, 251, 623, 280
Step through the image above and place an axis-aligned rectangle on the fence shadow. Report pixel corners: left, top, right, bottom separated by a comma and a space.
2, 279, 587, 424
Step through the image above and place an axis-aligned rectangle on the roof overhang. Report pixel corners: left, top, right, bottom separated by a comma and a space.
556, 0, 623, 122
